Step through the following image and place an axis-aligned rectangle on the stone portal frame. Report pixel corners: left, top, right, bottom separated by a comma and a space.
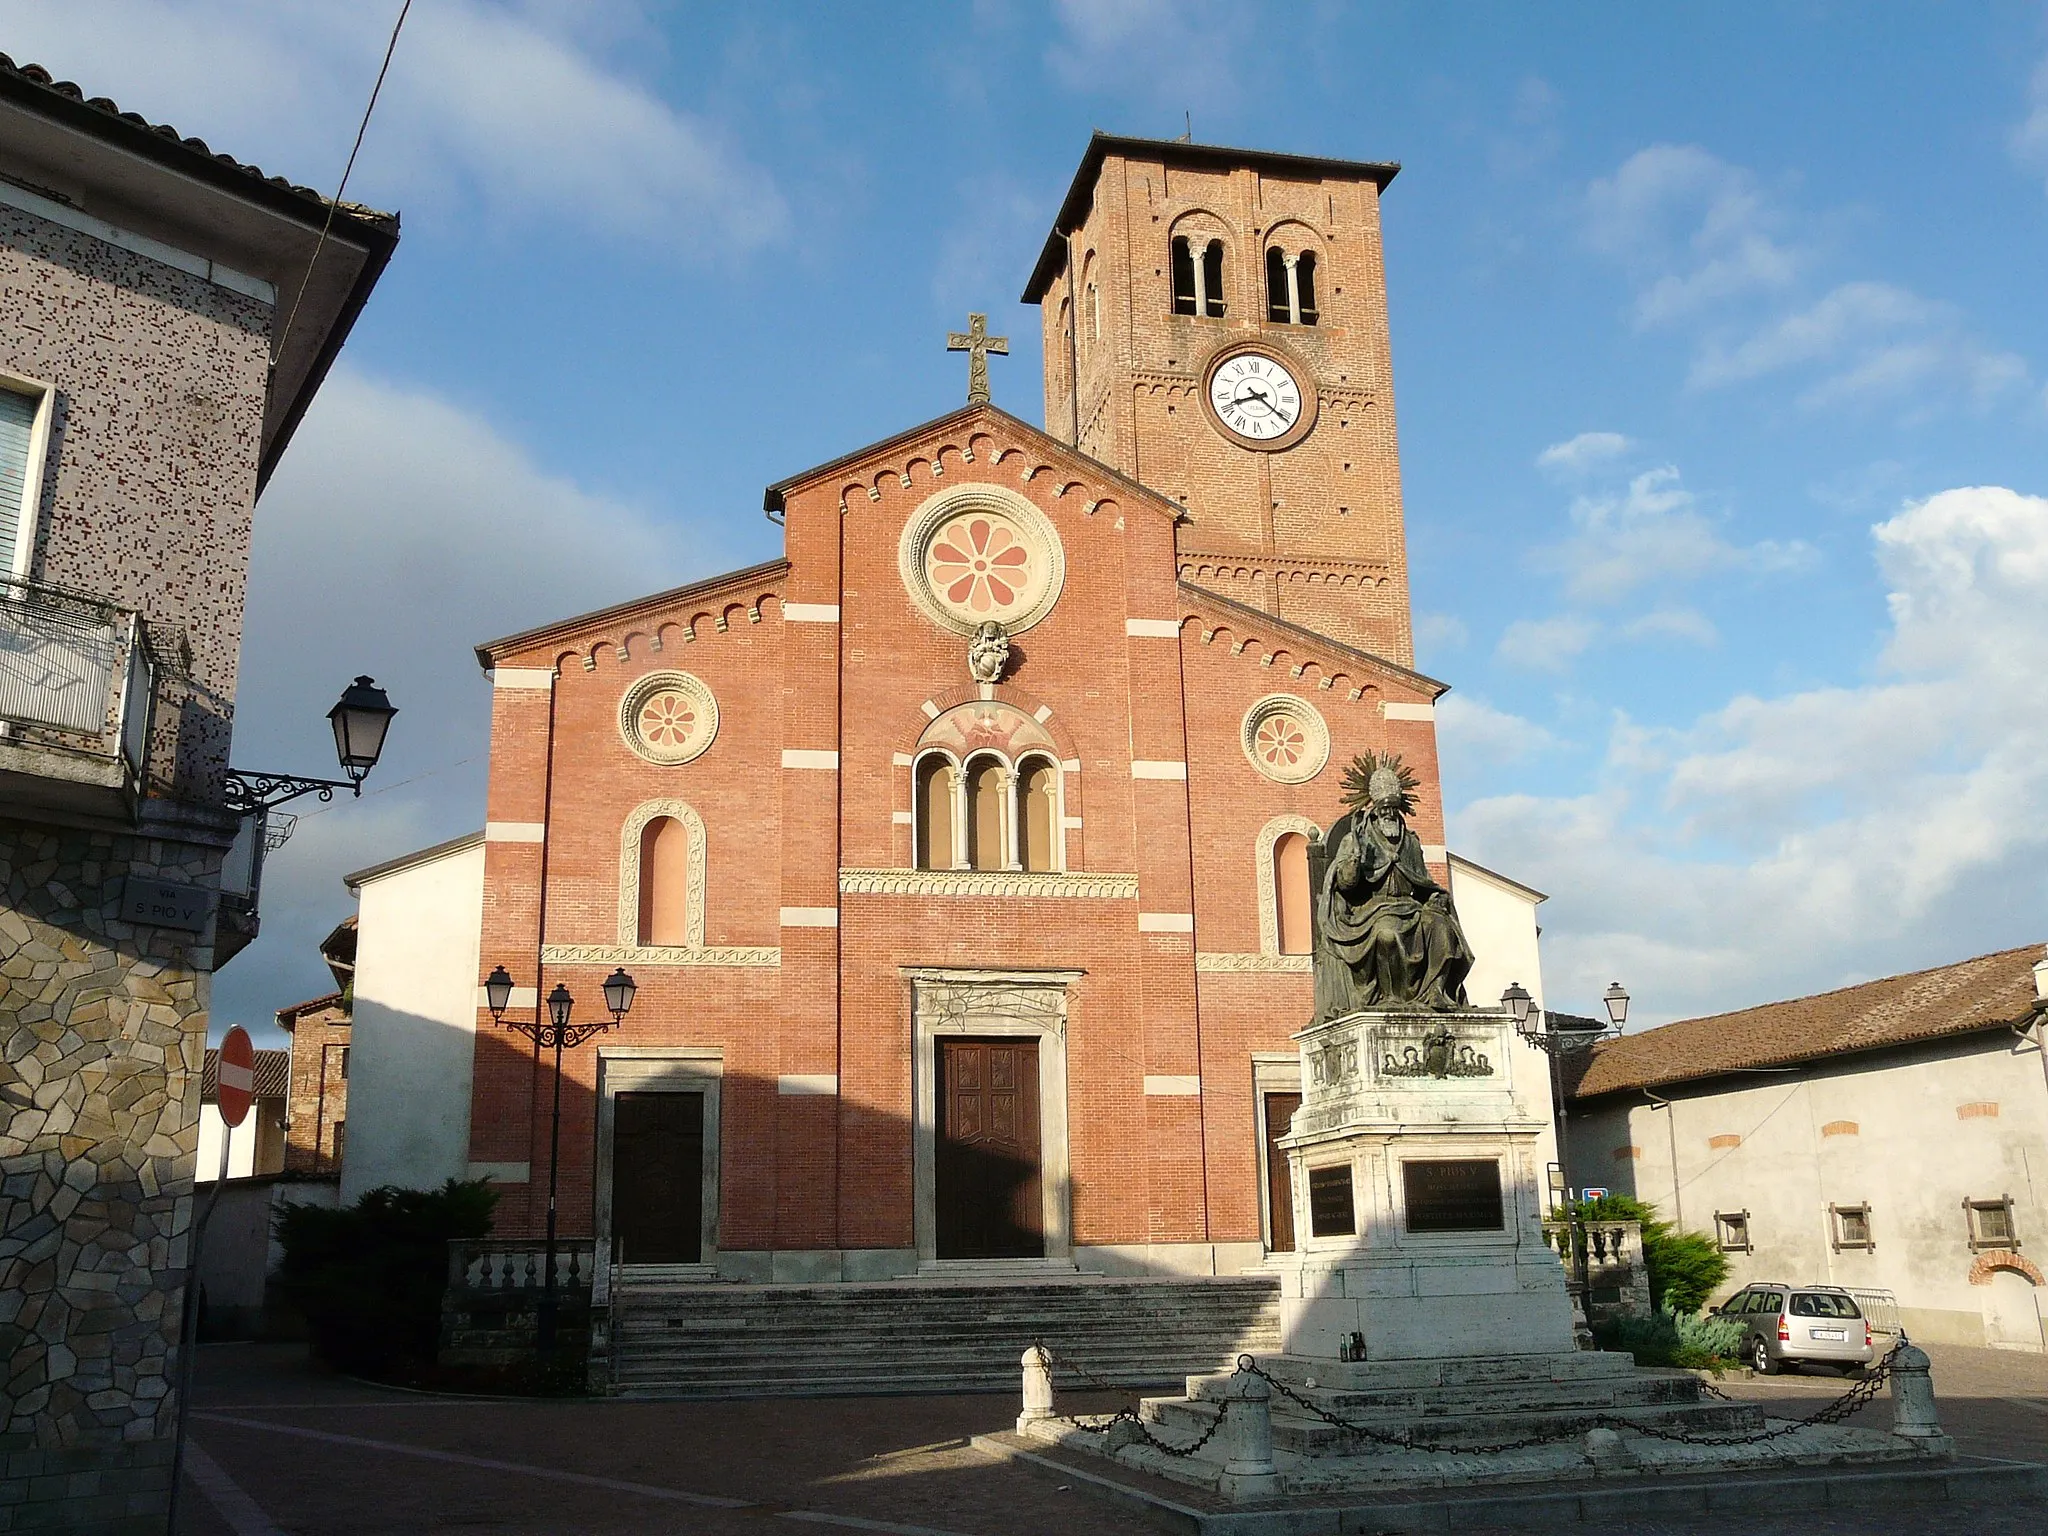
1254, 814, 1323, 962
593, 1045, 722, 1273
617, 799, 708, 949
1253, 1052, 1302, 1253
907, 968, 1079, 1267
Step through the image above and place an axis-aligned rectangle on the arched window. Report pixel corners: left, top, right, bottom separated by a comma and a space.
638, 815, 691, 945
965, 756, 1007, 871
1170, 237, 1197, 315
1266, 246, 1319, 327
1201, 240, 1226, 317
915, 756, 956, 871
1273, 832, 1312, 955
1017, 756, 1060, 873
1265, 247, 1289, 323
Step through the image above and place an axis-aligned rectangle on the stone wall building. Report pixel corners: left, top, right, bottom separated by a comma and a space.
0, 58, 394, 1533
276, 994, 350, 1174
1566, 944, 2048, 1351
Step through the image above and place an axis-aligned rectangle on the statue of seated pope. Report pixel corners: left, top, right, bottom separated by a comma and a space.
1312, 753, 1475, 1018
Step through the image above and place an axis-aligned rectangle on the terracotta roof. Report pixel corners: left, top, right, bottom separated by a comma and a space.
202, 1048, 289, 1101
1567, 944, 2044, 1101
0, 54, 393, 224
275, 991, 348, 1029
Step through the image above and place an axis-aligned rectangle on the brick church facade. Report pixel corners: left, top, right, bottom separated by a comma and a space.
465, 136, 1462, 1280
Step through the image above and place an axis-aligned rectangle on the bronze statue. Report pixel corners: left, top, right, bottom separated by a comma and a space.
1310, 753, 1474, 1017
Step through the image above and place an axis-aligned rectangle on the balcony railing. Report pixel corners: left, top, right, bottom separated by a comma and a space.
0, 574, 155, 810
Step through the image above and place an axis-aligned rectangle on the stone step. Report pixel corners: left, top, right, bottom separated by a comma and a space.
1182, 1367, 1701, 1416
1145, 1393, 1765, 1454
1250, 1349, 1643, 1391
606, 1274, 1281, 1397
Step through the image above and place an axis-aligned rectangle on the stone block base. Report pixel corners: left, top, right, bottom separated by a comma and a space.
2, 1438, 173, 1535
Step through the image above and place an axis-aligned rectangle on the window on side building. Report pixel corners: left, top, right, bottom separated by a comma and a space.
1830, 1203, 1873, 1251
1966, 1196, 2018, 1251
1714, 1210, 1752, 1252
0, 379, 53, 579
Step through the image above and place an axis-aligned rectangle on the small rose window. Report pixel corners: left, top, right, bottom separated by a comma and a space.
619, 671, 719, 765
924, 511, 1046, 623
1242, 695, 1329, 784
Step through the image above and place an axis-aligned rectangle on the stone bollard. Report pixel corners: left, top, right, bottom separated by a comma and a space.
1218, 1363, 1282, 1503
1105, 1416, 1147, 1452
1017, 1345, 1056, 1435
1583, 1426, 1634, 1472
1887, 1343, 1951, 1453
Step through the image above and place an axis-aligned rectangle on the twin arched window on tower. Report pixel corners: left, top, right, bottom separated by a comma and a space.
1170, 236, 1227, 318
914, 752, 1063, 873
1265, 246, 1319, 326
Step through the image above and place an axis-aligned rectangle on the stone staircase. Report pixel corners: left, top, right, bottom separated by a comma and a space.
1145, 1349, 1763, 1452
607, 1271, 1283, 1398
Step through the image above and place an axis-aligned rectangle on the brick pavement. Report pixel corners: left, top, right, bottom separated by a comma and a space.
175, 1342, 2048, 1535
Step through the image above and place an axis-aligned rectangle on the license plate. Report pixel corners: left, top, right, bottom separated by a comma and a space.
1812, 1328, 1846, 1340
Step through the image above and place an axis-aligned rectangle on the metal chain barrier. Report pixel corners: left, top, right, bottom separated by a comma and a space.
1235, 1343, 1904, 1455
1032, 1341, 1904, 1461
1033, 1343, 1227, 1458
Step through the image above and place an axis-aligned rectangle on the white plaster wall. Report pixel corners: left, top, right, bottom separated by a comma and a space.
341, 839, 486, 1200
195, 1102, 256, 1181
1570, 1029, 2048, 1348
1448, 855, 1560, 1189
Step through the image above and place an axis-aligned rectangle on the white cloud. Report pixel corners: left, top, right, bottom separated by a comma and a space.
1620, 609, 1718, 645
1046, 0, 1254, 102
2013, 54, 2048, 191
1415, 611, 1470, 655
0, 0, 786, 251
1496, 614, 1599, 672
212, 365, 703, 1028
1541, 465, 1807, 604
1691, 282, 2026, 409
1584, 145, 1803, 328
1454, 485, 2048, 1024
1537, 431, 1633, 474
1437, 695, 1559, 764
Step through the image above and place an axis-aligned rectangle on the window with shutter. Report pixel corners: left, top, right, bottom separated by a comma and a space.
0, 387, 42, 576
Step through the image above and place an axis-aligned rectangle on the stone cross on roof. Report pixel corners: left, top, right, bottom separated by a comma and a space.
946, 312, 1008, 405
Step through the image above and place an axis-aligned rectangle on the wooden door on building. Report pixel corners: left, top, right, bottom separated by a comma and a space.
1263, 1091, 1301, 1252
936, 1039, 1043, 1259
611, 1091, 704, 1265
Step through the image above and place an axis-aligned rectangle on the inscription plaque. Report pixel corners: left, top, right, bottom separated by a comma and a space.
1401, 1158, 1503, 1233
1308, 1164, 1356, 1238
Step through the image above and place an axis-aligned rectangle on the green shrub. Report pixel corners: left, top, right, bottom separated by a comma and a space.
1593, 1307, 1744, 1370
1565, 1193, 1730, 1314
275, 1179, 496, 1378
1674, 1307, 1747, 1361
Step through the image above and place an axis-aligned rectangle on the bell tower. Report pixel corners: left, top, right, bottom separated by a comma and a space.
1023, 134, 1413, 664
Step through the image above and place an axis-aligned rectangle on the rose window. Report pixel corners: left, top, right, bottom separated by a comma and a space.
1241, 694, 1329, 784
618, 671, 719, 766
638, 691, 698, 751
1255, 713, 1309, 771
925, 512, 1043, 621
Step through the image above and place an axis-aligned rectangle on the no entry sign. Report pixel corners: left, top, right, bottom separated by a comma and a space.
216, 1026, 255, 1128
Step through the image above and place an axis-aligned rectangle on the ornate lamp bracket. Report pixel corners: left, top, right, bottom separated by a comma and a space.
222, 769, 358, 816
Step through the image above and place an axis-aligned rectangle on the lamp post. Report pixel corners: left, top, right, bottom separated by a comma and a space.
1505, 980, 1628, 1321
484, 964, 636, 1351
223, 675, 398, 814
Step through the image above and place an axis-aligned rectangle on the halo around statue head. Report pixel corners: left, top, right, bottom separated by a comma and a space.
1339, 750, 1420, 816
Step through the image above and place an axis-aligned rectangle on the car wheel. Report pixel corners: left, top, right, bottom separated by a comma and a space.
1752, 1337, 1777, 1375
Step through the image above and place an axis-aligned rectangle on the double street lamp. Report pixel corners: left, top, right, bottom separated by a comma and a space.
483, 964, 637, 1351
1500, 979, 1629, 1210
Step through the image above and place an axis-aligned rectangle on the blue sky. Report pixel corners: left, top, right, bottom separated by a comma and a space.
9, 1, 2048, 1036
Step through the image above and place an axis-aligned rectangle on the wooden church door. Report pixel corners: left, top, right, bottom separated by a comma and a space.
611, 1091, 704, 1265
935, 1039, 1043, 1259
1263, 1091, 1302, 1252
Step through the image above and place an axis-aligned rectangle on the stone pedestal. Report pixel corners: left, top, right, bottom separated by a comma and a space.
1274, 1007, 1576, 1361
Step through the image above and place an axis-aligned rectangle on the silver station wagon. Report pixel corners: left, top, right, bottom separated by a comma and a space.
1714, 1283, 1877, 1374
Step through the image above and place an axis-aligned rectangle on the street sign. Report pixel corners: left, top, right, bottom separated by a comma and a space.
216, 1026, 255, 1128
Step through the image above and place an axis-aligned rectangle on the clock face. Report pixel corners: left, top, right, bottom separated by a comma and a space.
1208, 351, 1305, 443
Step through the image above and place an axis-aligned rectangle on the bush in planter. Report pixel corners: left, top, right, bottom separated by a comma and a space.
275, 1178, 496, 1379
1563, 1193, 1730, 1315
1592, 1307, 1744, 1370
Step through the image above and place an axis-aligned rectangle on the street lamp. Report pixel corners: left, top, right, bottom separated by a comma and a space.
225, 675, 399, 814
1507, 980, 1628, 1330
485, 964, 636, 1351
